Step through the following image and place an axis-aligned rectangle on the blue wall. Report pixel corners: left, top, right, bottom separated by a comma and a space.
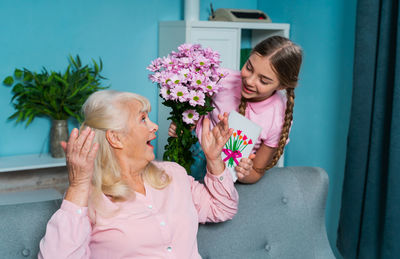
0, 0, 184, 156
258, 0, 357, 257
0, 0, 259, 156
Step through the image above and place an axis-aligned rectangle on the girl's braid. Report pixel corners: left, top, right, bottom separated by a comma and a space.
253, 88, 295, 173
264, 88, 295, 170
238, 96, 247, 116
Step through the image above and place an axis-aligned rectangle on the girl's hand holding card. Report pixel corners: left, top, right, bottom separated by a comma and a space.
235, 153, 256, 180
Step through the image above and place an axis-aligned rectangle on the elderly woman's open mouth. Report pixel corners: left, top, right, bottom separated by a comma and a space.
147, 136, 156, 148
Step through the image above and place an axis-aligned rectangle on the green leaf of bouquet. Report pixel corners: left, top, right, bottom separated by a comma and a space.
3, 76, 14, 86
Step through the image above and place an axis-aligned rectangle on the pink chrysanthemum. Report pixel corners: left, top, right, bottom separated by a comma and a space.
188, 90, 205, 107
160, 87, 172, 100
182, 110, 199, 125
170, 85, 189, 102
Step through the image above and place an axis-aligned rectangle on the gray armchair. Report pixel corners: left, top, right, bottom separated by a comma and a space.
197, 167, 335, 259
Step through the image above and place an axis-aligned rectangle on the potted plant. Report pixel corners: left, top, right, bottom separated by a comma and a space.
3, 55, 109, 158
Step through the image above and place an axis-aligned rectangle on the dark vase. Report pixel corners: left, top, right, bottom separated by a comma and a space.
50, 120, 68, 158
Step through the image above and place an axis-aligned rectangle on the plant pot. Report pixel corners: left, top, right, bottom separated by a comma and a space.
50, 120, 68, 158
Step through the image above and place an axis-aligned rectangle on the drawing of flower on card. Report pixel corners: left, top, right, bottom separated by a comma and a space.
223, 130, 253, 168
222, 111, 262, 182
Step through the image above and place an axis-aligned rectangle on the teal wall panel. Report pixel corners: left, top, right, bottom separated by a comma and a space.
0, 0, 183, 156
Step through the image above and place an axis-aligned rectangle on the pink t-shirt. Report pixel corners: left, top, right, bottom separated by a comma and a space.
196, 69, 288, 151
39, 161, 238, 259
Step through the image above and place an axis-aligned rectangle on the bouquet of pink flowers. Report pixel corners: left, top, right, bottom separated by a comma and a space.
147, 43, 227, 173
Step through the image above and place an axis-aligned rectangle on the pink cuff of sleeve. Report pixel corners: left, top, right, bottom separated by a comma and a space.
61, 199, 89, 216
205, 166, 234, 183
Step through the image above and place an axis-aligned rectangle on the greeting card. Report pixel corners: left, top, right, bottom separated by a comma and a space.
222, 111, 262, 182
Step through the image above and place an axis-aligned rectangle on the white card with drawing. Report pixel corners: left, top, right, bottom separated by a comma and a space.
222, 111, 262, 182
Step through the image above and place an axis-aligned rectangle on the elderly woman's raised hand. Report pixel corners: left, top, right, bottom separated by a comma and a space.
201, 113, 233, 175
60, 127, 99, 207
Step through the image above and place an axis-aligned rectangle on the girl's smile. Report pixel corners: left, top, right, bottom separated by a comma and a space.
242, 83, 256, 94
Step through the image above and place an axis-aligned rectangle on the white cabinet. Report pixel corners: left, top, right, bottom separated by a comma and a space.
157, 21, 290, 166
189, 27, 240, 70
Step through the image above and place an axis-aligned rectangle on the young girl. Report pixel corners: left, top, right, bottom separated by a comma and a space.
169, 36, 303, 183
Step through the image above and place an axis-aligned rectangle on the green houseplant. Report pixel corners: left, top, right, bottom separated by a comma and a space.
3, 55, 109, 157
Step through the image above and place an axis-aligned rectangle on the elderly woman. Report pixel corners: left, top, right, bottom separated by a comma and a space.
38, 90, 237, 259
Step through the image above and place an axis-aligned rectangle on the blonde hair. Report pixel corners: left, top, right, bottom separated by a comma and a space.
238, 36, 303, 172
81, 90, 171, 215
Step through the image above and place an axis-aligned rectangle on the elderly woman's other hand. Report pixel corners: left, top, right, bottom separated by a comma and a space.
61, 127, 99, 207
201, 112, 233, 175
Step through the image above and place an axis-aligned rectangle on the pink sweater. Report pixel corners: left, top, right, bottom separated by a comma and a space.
39, 161, 238, 259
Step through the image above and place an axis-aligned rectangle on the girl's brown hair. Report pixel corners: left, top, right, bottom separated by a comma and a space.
238, 36, 303, 172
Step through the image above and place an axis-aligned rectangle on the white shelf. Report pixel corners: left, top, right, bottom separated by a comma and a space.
0, 154, 66, 173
